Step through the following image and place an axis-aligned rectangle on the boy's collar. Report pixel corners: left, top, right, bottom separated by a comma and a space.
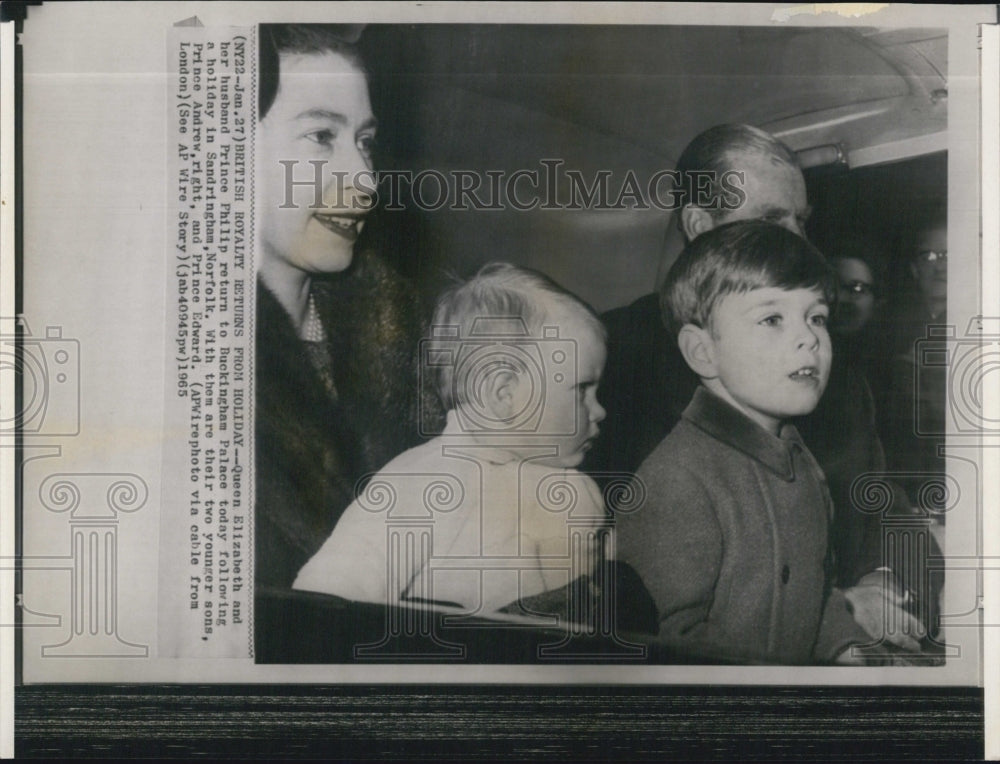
683, 387, 806, 481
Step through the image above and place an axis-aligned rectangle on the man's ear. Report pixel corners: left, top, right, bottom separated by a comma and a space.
677, 324, 718, 379
679, 205, 716, 242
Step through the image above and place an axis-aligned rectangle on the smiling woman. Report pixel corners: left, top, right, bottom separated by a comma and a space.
257, 42, 376, 301
254, 25, 433, 594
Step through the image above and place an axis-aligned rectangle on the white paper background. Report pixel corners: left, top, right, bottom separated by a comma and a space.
11, 1, 995, 686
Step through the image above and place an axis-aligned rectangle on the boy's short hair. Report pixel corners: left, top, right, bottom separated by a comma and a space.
430, 262, 605, 410
661, 220, 836, 336
259, 24, 367, 119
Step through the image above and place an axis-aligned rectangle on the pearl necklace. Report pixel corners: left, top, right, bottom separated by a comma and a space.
303, 292, 326, 343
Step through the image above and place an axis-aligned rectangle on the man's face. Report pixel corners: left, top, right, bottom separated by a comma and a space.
704, 286, 831, 434
715, 151, 810, 237
910, 223, 948, 303
832, 257, 877, 335
258, 51, 376, 277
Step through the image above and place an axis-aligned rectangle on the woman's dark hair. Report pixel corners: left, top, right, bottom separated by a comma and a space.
661, 220, 836, 336
259, 24, 367, 119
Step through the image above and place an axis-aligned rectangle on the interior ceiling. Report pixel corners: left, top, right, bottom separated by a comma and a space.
360, 24, 948, 312
366, 24, 947, 167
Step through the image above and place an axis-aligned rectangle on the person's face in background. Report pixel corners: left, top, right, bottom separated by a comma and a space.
831, 257, 877, 336
258, 50, 376, 279
910, 222, 948, 308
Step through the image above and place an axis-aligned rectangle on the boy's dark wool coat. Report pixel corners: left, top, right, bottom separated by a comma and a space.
617, 387, 871, 664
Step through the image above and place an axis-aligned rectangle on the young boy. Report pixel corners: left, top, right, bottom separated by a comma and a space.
616, 220, 873, 664
294, 263, 609, 616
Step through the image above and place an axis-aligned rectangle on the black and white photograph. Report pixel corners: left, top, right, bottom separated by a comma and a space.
2, 1, 997, 758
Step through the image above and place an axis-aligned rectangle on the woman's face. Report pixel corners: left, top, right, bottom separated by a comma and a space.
258, 50, 376, 277
832, 257, 877, 335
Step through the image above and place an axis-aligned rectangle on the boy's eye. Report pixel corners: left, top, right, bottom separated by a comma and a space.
759, 315, 782, 327
305, 128, 336, 147
810, 313, 828, 327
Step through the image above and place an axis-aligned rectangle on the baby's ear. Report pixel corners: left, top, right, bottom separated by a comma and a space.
677, 324, 718, 379
482, 367, 522, 422
679, 205, 716, 242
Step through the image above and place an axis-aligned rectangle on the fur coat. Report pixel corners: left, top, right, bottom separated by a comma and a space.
255, 249, 441, 589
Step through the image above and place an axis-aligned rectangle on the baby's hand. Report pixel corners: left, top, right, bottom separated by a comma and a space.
842, 572, 926, 654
